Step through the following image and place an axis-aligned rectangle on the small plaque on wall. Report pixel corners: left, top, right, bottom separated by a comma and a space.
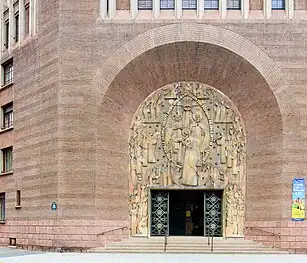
51, 202, 57, 211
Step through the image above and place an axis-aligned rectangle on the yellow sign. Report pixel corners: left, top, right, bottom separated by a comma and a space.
186, 211, 191, 217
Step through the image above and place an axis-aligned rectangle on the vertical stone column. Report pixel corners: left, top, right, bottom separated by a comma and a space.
197, 0, 204, 18
131, 0, 138, 18
220, 0, 227, 18
100, 0, 108, 18
243, 0, 249, 18
19, 0, 25, 40
29, 0, 33, 35
0, 0, 4, 58
287, 0, 294, 19
264, 0, 271, 19
153, 0, 160, 18
109, 0, 116, 19
32, 0, 36, 34
8, 0, 14, 50
175, 0, 182, 18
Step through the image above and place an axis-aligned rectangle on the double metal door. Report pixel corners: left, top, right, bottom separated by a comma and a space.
150, 190, 222, 237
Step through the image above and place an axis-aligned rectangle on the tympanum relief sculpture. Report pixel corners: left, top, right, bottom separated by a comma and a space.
128, 82, 246, 237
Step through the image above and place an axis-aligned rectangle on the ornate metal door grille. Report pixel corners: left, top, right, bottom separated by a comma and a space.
204, 191, 222, 237
151, 191, 169, 236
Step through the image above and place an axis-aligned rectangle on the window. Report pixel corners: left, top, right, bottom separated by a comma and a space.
204, 0, 219, 9
2, 103, 13, 129
4, 20, 9, 49
227, 0, 241, 9
0, 193, 5, 221
138, 0, 153, 10
2, 147, 12, 173
182, 0, 197, 9
16, 190, 21, 207
272, 0, 285, 9
25, 4, 30, 35
3, 61, 13, 86
15, 13, 19, 43
160, 0, 175, 9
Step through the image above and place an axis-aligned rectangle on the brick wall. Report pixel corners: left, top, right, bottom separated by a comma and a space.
295, 0, 306, 10
250, 0, 263, 10
117, 0, 130, 10
245, 221, 307, 254
0, 0, 306, 253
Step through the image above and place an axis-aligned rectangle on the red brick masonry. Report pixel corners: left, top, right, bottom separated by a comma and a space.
245, 221, 307, 254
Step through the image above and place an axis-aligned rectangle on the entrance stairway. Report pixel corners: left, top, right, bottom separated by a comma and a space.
89, 236, 288, 254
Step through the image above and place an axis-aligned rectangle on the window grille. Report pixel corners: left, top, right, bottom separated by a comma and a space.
227, 0, 241, 9
2, 147, 12, 173
25, 4, 30, 35
3, 62, 13, 86
272, 0, 285, 9
2, 103, 13, 129
0, 193, 5, 221
160, 0, 175, 9
182, 0, 197, 10
4, 21, 9, 49
204, 0, 219, 9
15, 14, 19, 43
16, 190, 21, 207
138, 0, 153, 10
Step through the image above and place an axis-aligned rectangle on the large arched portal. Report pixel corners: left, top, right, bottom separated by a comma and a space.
94, 24, 300, 244
129, 82, 246, 237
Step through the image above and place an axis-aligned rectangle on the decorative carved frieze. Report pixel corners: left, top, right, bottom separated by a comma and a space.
128, 82, 246, 236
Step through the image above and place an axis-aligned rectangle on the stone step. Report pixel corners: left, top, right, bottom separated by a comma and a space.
90, 248, 288, 254
106, 243, 266, 248
89, 236, 288, 254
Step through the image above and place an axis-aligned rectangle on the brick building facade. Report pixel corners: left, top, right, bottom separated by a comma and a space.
0, 0, 306, 253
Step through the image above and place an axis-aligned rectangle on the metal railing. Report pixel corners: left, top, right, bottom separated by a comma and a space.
245, 226, 281, 239
164, 235, 168, 252
97, 226, 130, 236
207, 233, 214, 252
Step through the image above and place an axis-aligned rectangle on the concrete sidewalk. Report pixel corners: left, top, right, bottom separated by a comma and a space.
0, 252, 307, 263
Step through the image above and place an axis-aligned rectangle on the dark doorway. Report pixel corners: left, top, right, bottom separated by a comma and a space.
169, 190, 204, 236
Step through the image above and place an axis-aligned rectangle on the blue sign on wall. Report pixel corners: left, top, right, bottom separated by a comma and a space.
292, 178, 305, 221
51, 202, 57, 211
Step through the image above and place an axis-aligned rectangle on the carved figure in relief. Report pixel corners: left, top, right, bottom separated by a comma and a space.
225, 184, 244, 236
215, 132, 226, 164
225, 184, 236, 235
136, 185, 148, 235
128, 82, 246, 237
148, 132, 159, 163
129, 189, 140, 235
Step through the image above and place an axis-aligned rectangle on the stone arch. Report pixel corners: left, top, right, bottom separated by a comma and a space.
93, 24, 300, 229
94, 24, 298, 135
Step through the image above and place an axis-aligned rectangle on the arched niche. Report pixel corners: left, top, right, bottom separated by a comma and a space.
128, 82, 246, 237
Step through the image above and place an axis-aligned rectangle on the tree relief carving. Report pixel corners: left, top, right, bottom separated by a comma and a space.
128, 82, 246, 237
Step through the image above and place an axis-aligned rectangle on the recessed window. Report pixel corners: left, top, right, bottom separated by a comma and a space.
16, 190, 21, 207
0, 193, 5, 221
2, 103, 13, 129
160, 0, 175, 9
272, 0, 285, 9
2, 147, 13, 173
3, 61, 13, 86
25, 4, 30, 35
227, 0, 241, 9
182, 0, 197, 10
138, 0, 153, 10
15, 13, 19, 43
204, 0, 219, 9
4, 20, 9, 49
